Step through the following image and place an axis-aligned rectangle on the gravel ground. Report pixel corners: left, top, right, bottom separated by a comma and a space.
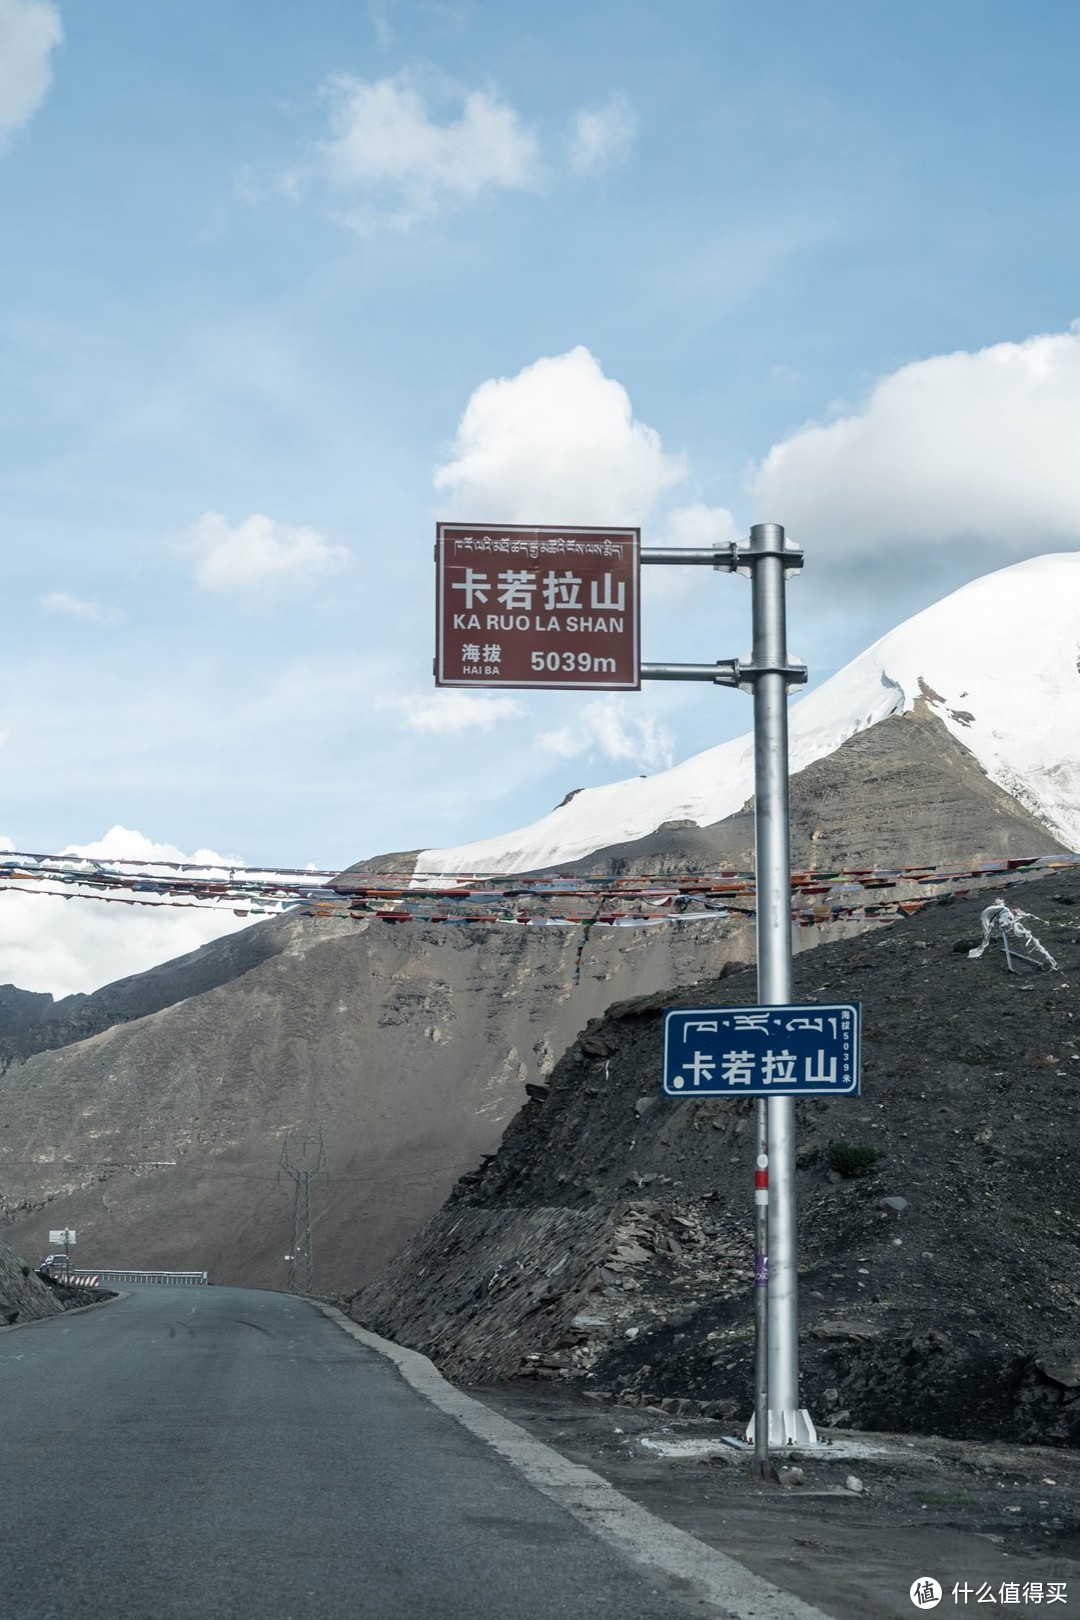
473, 1381, 1080, 1620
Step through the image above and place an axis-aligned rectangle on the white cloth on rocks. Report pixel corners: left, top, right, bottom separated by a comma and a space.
967, 900, 1057, 969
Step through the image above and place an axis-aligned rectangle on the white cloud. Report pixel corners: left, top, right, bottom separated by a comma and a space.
379, 691, 526, 734
752, 324, 1080, 562
313, 72, 541, 231
435, 346, 686, 525
40, 591, 124, 626
0, 826, 256, 997
641, 502, 743, 605
61, 826, 240, 868
187, 511, 350, 592
657, 503, 741, 550
567, 93, 637, 175
538, 699, 674, 773
0, 0, 61, 138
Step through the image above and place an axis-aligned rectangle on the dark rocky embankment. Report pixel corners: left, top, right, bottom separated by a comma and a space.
0, 1239, 64, 1326
0, 1239, 109, 1325
352, 868, 1080, 1445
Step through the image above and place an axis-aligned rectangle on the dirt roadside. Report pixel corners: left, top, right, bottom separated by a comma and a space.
472, 1382, 1080, 1619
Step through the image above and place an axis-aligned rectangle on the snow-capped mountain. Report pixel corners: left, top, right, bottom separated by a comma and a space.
416, 551, 1080, 875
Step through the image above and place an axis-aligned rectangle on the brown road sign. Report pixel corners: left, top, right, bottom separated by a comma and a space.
435, 523, 640, 690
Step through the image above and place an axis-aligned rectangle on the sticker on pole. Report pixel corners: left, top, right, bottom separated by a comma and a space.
662, 1004, 860, 1097
435, 523, 640, 690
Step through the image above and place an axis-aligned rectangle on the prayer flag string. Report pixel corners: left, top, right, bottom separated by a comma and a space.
0, 852, 1077, 936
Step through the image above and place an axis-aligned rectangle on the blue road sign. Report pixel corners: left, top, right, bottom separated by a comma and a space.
662, 1003, 860, 1097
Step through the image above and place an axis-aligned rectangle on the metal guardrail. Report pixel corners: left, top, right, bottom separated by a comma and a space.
53, 1267, 209, 1286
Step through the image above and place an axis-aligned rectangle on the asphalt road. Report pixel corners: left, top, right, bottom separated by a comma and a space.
0, 1287, 706, 1620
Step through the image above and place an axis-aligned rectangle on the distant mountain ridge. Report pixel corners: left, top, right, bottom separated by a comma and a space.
414, 552, 1080, 875
0, 915, 293, 1073
543, 702, 1070, 877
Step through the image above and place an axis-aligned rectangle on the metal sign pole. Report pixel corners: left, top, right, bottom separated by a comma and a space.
747, 521, 816, 1447
437, 520, 818, 1458
640, 524, 814, 1451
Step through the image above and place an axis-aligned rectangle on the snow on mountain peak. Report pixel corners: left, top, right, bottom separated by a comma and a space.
416, 551, 1080, 875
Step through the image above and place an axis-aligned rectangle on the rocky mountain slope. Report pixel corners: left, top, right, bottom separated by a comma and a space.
416, 551, 1080, 874
0, 1239, 64, 1327
0, 916, 293, 1074
0, 910, 754, 1293
352, 865, 1080, 1446
544, 703, 1069, 876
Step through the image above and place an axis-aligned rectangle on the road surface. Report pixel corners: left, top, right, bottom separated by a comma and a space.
0, 1285, 712, 1620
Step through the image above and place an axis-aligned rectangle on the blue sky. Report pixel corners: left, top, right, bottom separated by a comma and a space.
3, 0, 1080, 914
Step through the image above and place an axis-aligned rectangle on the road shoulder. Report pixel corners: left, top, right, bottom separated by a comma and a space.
317, 1301, 836, 1620
0, 1287, 126, 1335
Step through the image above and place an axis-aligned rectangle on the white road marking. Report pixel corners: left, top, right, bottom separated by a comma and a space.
316, 1303, 836, 1620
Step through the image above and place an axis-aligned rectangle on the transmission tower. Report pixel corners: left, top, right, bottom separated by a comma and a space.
278, 1130, 328, 1295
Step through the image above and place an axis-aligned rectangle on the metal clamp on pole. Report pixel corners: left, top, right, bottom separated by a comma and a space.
736, 540, 804, 575
736, 659, 808, 693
